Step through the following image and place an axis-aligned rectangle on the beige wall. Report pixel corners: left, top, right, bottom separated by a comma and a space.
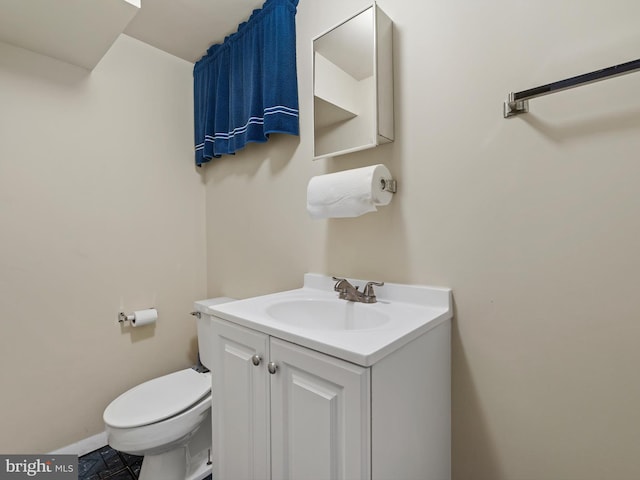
0, 35, 206, 453
204, 1, 640, 479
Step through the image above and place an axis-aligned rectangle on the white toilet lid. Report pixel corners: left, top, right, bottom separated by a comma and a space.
104, 369, 211, 428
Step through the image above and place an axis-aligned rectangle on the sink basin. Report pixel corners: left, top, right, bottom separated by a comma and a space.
265, 299, 390, 331
205, 273, 452, 367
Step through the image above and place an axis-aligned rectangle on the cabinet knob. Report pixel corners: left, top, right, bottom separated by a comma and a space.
251, 354, 262, 366
267, 362, 278, 374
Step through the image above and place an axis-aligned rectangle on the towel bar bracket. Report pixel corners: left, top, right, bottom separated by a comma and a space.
503, 93, 529, 118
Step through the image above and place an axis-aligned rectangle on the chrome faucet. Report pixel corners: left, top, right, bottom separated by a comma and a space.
332, 277, 384, 304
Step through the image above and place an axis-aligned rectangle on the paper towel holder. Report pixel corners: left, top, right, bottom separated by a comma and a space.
380, 178, 397, 193
118, 308, 155, 324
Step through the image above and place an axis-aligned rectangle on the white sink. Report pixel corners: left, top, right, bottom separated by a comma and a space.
265, 299, 391, 331
207, 273, 452, 366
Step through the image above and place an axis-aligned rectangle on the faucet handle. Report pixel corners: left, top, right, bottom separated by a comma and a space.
362, 281, 384, 300
332, 277, 348, 295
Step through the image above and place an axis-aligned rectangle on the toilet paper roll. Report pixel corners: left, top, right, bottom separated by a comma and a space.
306, 164, 394, 219
131, 308, 157, 327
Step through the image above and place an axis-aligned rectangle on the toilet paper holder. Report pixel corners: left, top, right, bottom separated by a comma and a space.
118, 312, 134, 323
118, 308, 155, 324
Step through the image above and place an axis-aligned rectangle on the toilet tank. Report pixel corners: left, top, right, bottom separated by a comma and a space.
193, 297, 236, 369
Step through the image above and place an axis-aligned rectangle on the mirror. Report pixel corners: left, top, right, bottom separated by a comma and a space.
313, 4, 393, 160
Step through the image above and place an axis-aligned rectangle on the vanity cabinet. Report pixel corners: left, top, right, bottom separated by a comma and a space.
210, 315, 451, 480
211, 318, 369, 480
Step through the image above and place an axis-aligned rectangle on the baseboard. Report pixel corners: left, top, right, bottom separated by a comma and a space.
49, 431, 108, 456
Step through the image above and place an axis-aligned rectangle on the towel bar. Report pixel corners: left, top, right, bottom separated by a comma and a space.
504, 57, 640, 118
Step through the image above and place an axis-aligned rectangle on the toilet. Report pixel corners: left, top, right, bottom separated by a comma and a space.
103, 297, 234, 480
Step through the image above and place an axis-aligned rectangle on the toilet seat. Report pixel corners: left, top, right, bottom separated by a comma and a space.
104, 369, 211, 429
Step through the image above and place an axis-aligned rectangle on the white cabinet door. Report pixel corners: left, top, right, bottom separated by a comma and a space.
211, 318, 271, 480
270, 338, 371, 480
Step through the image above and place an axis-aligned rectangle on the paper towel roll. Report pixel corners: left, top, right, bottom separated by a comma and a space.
131, 308, 157, 327
307, 164, 394, 219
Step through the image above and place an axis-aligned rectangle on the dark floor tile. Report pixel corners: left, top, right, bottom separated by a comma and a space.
117, 451, 142, 467
124, 457, 144, 478
117, 450, 143, 477
101, 468, 136, 480
78, 446, 127, 480
129, 460, 142, 478
101, 447, 125, 471
80, 444, 211, 480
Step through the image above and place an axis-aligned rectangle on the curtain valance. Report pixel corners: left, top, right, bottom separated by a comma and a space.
193, 0, 300, 166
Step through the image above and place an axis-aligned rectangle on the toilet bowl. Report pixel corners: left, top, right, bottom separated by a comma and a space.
104, 369, 212, 480
103, 297, 235, 480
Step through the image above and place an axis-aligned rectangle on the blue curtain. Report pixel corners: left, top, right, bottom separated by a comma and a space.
193, 0, 300, 166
